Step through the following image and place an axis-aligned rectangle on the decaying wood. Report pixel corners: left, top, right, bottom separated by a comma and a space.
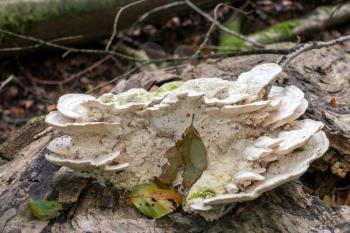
220, 3, 350, 50
1, 43, 350, 232
0, 0, 230, 53
0, 116, 46, 161
282, 43, 350, 177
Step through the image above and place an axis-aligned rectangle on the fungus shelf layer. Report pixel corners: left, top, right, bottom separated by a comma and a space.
45, 63, 328, 220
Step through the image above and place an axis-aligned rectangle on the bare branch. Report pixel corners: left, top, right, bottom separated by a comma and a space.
86, 48, 291, 93
184, 0, 264, 48
279, 34, 350, 68
105, 0, 147, 51
0, 75, 15, 94
135, 1, 185, 26
85, 63, 146, 94
93, 34, 350, 94
192, 2, 251, 57
0, 28, 143, 61
0, 35, 83, 52
61, 56, 112, 85
192, 3, 225, 58
4, 28, 349, 92
114, 1, 186, 53
0, 27, 290, 64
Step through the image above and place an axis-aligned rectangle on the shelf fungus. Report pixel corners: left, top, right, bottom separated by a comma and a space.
45, 63, 329, 220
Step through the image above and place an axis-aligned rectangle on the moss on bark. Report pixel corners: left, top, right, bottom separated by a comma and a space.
219, 4, 350, 53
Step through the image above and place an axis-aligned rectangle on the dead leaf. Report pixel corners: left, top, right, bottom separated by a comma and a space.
330, 97, 337, 108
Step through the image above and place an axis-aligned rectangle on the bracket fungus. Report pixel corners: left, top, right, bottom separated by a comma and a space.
45, 63, 329, 220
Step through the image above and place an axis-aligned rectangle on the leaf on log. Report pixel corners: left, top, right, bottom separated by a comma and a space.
178, 127, 207, 188
130, 183, 182, 219
28, 199, 62, 221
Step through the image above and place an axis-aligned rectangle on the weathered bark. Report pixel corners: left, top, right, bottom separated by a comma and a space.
0, 116, 46, 161
1, 43, 350, 232
280, 43, 350, 178
220, 4, 350, 51
0, 0, 231, 50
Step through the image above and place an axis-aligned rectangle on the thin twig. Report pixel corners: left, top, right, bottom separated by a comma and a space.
0, 27, 289, 66
0, 28, 290, 64
184, 0, 264, 48
63, 55, 112, 84
16, 58, 62, 85
202, 45, 252, 52
92, 34, 350, 93
85, 62, 147, 94
86, 49, 291, 93
3, 28, 348, 93
278, 34, 350, 68
0, 28, 142, 61
192, 2, 251, 57
324, 3, 346, 28
118, 43, 158, 71
134, 1, 185, 28
154, 49, 290, 63
192, 3, 224, 57
261, 34, 350, 98
33, 126, 53, 140
113, 1, 186, 53
18, 56, 112, 85
0, 75, 15, 93
0, 35, 84, 52
105, 0, 147, 51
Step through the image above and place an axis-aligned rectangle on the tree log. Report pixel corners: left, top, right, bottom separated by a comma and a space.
1, 43, 350, 232
0, 0, 231, 50
219, 4, 350, 51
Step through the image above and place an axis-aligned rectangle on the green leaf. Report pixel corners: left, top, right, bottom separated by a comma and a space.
29, 199, 62, 221
179, 128, 207, 188
322, 195, 332, 206
130, 183, 182, 219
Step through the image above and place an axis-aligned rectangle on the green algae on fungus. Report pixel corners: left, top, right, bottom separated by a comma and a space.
153, 81, 184, 96
187, 189, 216, 200
115, 89, 154, 106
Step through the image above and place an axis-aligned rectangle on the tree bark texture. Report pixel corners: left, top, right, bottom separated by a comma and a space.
0, 0, 233, 50
220, 4, 350, 51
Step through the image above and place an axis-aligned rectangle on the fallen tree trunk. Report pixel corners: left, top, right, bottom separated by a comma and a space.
1, 44, 350, 232
0, 0, 230, 51
219, 3, 350, 51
